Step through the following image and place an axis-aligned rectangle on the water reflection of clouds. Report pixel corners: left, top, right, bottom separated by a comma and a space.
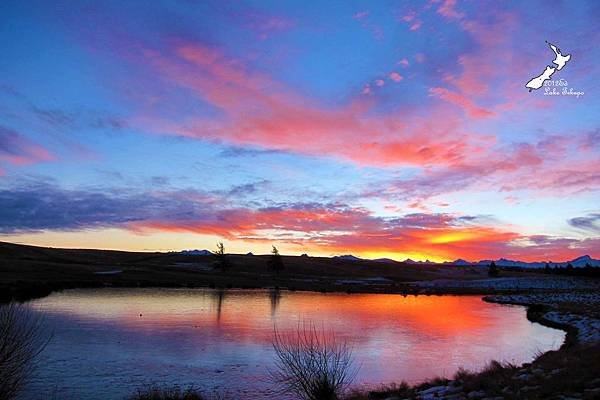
29, 288, 562, 347
25, 288, 565, 396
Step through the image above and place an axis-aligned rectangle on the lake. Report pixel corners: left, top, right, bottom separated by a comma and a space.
23, 288, 564, 399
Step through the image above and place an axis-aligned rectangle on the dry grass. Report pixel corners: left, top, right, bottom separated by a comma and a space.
345, 382, 414, 400
450, 359, 518, 393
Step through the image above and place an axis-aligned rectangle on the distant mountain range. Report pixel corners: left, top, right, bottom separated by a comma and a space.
180, 250, 599, 268
334, 254, 600, 268
333, 254, 363, 261
178, 249, 213, 256
445, 255, 600, 268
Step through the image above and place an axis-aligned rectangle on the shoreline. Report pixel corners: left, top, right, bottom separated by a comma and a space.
483, 293, 600, 345
483, 295, 578, 347
4, 275, 598, 305
360, 292, 599, 400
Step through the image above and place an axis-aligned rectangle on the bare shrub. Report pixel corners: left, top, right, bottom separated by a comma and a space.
270, 323, 358, 400
0, 302, 51, 399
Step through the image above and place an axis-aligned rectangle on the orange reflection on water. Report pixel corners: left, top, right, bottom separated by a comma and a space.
29, 288, 564, 391
33, 289, 488, 336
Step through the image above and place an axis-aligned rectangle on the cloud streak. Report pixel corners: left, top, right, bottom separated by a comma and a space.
0, 126, 54, 174
134, 41, 493, 169
569, 213, 600, 233
2, 182, 597, 262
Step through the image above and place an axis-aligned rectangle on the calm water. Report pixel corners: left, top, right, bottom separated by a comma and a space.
23, 288, 564, 399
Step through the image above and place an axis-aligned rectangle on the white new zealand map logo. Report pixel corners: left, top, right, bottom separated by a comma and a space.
526, 41, 571, 91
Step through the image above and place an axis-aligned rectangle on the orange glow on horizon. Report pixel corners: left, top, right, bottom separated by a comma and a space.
428, 231, 480, 244
2, 225, 595, 263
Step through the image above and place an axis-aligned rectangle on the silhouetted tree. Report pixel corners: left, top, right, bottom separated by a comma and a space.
488, 261, 499, 277
268, 245, 284, 273
214, 242, 228, 270
544, 263, 551, 274
551, 261, 599, 277
566, 262, 574, 272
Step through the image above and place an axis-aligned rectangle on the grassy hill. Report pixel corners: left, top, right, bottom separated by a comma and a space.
0, 241, 540, 302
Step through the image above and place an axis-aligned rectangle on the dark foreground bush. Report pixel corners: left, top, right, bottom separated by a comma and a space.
270, 323, 358, 400
128, 385, 205, 400
0, 302, 51, 399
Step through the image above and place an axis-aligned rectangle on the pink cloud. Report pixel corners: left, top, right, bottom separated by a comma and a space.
130, 203, 600, 262
258, 17, 294, 31
429, 87, 494, 118
241, 10, 296, 40
389, 72, 403, 82
353, 11, 384, 40
375, 79, 385, 87
436, 0, 464, 20
400, 11, 422, 31
0, 126, 55, 171
443, 55, 493, 94
5, 178, 597, 262
429, 11, 521, 117
133, 41, 499, 168
131, 39, 599, 204
398, 58, 409, 67
353, 11, 369, 20
401, 11, 416, 22
515, 160, 600, 193
126, 27, 596, 198
409, 20, 422, 31
373, 132, 599, 203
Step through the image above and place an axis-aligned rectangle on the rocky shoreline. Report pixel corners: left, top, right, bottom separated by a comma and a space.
387, 292, 600, 400
484, 293, 600, 344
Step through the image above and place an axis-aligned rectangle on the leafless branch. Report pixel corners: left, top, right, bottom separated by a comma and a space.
0, 302, 51, 399
270, 323, 358, 400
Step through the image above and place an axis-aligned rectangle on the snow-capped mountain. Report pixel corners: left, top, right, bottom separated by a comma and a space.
333, 254, 600, 268
568, 255, 600, 267
450, 259, 471, 266
446, 255, 600, 268
403, 258, 435, 264
333, 254, 363, 261
372, 257, 398, 264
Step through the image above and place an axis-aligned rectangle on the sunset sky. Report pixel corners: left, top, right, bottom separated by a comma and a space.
1, 0, 599, 262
